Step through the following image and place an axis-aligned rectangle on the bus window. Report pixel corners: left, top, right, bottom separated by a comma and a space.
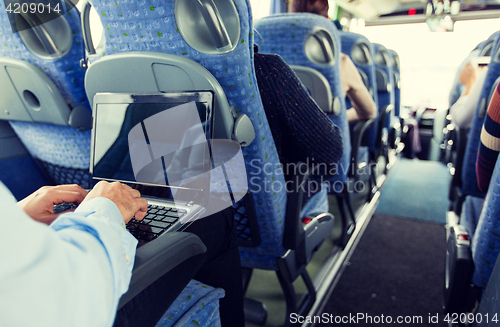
352, 19, 500, 109
249, 0, 272, 20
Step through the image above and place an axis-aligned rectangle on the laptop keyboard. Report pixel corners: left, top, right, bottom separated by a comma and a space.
54, 203, 187, 246
126, 204, 187, 246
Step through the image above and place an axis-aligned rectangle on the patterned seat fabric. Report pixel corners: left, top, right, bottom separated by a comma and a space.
155, 280, 224, 327
471, 154, 500, 287
89, 0, 288, 270
0, 4, 91, 188
461, 31, 500, 199
340, 31, 379, 154
254, 13, 350, 192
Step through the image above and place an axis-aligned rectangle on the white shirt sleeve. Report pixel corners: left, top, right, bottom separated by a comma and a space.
0, 182, 137, 327
451, 68, 488, 129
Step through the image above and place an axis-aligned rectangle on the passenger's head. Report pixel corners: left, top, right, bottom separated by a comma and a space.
291, 0, 329, 18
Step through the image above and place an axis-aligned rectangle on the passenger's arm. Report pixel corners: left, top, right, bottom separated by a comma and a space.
340, 54, 377, 123
476, 82, 500, 192
0, 181, 144, 327
451, 68, 486, 129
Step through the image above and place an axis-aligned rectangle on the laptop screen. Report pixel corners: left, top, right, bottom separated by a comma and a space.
90, 92, 214, 205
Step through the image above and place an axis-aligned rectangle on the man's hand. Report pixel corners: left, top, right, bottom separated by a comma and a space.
82, 181, 148, 224
17, 184, 88, 225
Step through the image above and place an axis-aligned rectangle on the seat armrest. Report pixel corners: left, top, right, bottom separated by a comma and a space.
118, 231, 207, 309
350, 118, 375, 179
444, 225, 474, 314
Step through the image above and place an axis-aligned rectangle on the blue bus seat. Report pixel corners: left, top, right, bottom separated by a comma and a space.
372, 43, 395, 166
445, 153, 500, 315
460, 32, 500, 202
340, 31, 379, 156
254, 14, 358, 246
83, 0, 335, 325
340, 31, 380, 193
446, 35, 499, 212
387, 49, 400, 118
387, 49, 403, 150
155, 280, 225, 327
255, 14, 350, 191
445, 35, 500, 311
0, 3, 92, 188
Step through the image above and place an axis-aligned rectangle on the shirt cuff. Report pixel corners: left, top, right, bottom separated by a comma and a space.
74, 197, 125, 228
51, 197, 138, 293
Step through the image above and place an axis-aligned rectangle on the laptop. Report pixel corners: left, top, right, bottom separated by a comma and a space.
90, 91, 215, 247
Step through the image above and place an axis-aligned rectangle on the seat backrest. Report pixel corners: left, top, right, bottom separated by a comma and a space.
340, 31, 379, 154
373, 43, 395, 130
0, 3, 92, 187
340, 31, 378, 105
254, 13, 350, 189
461, 31, 500, 199
471, 153, 500, 287
387, 49, 401, 117
85, 0, 288, 269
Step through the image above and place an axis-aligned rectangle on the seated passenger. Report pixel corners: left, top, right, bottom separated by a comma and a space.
476, 82, 500, 192
450, 61, 487, 129
1, 181, 145, 326
291, 0, 377, 123
2, 181, 244, 327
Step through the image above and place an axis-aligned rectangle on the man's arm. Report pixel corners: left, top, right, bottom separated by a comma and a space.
0, 181, 146, 327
